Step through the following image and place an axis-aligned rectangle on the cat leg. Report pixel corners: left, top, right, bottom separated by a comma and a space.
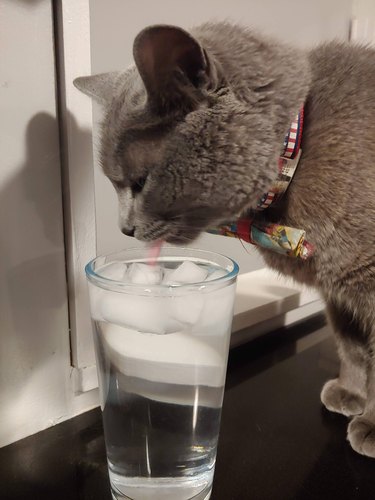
348, 336, 375, 458
321, 302, 367, 417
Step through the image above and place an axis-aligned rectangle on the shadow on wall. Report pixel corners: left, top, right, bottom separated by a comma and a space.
0, 112, 92, 439
3, 112, 67, 320
0, 113, 67, 417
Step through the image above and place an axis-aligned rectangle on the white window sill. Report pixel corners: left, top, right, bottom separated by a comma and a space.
231, 268, 324, 347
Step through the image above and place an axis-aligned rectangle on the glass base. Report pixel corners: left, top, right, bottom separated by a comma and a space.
111, 488, 211, 500
110, 472, 213, 500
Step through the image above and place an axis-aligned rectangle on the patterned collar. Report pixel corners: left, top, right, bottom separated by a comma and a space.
207, 107, 314, 260
257, 108, 304, 211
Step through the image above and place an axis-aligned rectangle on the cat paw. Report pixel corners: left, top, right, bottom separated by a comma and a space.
348, 416, 375, 458
321, 379, 365, 417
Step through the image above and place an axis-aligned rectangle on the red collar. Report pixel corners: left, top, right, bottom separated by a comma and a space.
257, 107, 304, 210
282, 107, 304, 159
206, 107, 314, 260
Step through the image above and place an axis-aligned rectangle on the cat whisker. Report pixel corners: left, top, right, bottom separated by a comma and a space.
169, 223, 206, 230
174, 235, 195, 242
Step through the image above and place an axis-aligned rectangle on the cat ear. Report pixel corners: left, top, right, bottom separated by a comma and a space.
133, 25, 209, 113
73, 72, 120, 104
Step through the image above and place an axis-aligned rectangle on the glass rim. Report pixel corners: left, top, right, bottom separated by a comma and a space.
85, 247, 239, 292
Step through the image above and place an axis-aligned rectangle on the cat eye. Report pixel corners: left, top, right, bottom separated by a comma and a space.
131, 176, 147, 194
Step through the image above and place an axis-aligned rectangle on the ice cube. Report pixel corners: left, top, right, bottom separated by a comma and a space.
91, 289, 181, 334
126, 262, 162, 285
88, 284, 106, 322
102, 322, 225, 387
99, 262, 127, 281
192, 283, 236, 336
206, 268, 227, 281
167, 261, 208, 284
169, 293, 204, 327
162, 268, 179, 285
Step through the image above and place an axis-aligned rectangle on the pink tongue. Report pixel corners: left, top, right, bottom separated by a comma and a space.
148, 240, 163, 266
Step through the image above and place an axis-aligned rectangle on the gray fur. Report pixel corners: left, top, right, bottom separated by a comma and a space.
75, 22, 375, 457
73, 72, 122, 104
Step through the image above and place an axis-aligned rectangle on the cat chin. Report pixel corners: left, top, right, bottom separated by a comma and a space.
134, 218, 208, 244
164, 234, 198, 245
162, 229, 201, 245
134, 228, 200, 245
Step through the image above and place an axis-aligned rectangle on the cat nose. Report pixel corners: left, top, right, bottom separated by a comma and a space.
121, 227, 135, 237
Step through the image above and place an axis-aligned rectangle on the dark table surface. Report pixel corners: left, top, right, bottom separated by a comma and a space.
1, 315, 375, 500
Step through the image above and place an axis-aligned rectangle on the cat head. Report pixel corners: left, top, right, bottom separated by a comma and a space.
74, 24, 309, 243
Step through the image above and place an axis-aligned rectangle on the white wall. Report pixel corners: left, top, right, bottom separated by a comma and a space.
0, 0, 97, 448
89, 0, 352, 273
352, 0, 375, 44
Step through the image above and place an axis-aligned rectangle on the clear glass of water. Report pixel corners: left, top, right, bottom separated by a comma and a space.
85, 248, 239, 500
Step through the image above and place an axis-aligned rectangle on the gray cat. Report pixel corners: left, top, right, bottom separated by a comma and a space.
74, 22, 375, 458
